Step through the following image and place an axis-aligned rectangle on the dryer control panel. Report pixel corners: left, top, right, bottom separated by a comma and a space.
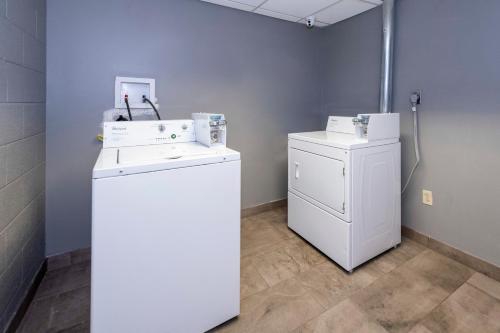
103, 120, 195, 148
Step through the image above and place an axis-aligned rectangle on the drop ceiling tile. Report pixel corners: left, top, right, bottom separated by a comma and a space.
202, 0, 255, 12
297, 18, 329, 28
260, 0, 338, 19
315, 0, 376, 25
254, 8, 301, 22
237, 0, 265, 5
316, 21, 329, 27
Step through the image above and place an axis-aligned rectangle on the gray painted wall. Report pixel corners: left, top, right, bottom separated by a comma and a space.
319, 0, 500, 266
0, 0, 46, 330
46, 0, 322, 255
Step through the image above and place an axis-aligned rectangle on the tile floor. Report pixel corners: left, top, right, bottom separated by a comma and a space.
17, 207, 500, 333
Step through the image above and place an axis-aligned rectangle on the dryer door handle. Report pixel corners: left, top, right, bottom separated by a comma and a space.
294, 162, 300, 179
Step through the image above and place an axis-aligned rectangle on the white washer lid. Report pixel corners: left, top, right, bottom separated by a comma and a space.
288, 131, 399, 150
93, 142, 240, 179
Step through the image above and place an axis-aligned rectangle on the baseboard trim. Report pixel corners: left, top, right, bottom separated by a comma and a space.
47, 247, 91, 272
6, 260, 47, 333
241, 198, 287, 218
402, 226, 500, 281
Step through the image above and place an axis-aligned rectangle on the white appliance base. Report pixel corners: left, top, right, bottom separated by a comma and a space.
288, 192, 352, 271
91, 160, 240, 333
288, 192, 400, 272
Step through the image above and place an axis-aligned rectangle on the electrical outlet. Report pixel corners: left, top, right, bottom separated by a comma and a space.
422, 190, 433, 206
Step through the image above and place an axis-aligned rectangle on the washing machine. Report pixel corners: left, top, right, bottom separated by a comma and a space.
288, 113, 401, 271
91, 119, 240, 332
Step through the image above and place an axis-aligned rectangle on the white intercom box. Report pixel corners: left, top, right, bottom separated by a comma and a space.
114, 77, 156, 109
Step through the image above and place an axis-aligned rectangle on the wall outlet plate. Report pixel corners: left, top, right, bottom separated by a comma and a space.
114, 77, 155, 109
422, 189, 433, 206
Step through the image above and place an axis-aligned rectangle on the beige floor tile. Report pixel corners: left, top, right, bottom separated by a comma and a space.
263, 210, 296, 240
241, 256, 269, 299
419, 283, 500, 333
407, 324, 433, 333
241, 214, 274, 231
58, 321, 90, 333
287, 237, 328, 268
270, 218, 297, 240
293, 299, 388, 333
400, 250, 474, 293
241, 219, 289, 257
249, 238, 327, 287
70, 247, 91, 265
241, 229, 287, 256
213, 278, 324, 333
366, 238, 427, 274
297, 260, 380, 309
251, 246, 302, 286
17, 286, 90, 333
351, 267, 450, 333
17, 208, 497, 333
35, 261, 91, 300
467, 272, 500, 300
47, 252, 72, 271
16, 295, 53, 332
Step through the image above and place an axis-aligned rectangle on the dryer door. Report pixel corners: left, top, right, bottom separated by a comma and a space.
289, 148, 345, 214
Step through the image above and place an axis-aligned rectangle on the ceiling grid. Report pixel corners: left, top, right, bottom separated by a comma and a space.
201, 0, 382, 27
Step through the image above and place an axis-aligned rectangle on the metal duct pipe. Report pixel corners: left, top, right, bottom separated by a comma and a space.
379, 0, 395, 113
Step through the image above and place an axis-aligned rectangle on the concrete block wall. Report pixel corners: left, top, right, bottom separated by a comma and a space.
0, 0, 46, 330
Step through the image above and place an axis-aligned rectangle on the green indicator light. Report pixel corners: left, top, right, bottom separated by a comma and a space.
171, 134, 176, 139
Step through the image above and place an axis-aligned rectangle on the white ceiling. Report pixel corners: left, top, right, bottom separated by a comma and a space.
201, 0, 382, 27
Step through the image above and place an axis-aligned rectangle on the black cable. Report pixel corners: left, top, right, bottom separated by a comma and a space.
124, 95, 133, 121
142, 95, 161, 120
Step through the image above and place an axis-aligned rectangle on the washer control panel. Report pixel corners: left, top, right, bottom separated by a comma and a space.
103, 120, 195, 148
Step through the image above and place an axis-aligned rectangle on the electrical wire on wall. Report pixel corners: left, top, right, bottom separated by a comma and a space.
142, 95, 161, 120
402, 92, 421, 194
124, 94, 133, 121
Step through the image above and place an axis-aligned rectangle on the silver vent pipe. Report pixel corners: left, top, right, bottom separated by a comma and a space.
379, 0, 395, 113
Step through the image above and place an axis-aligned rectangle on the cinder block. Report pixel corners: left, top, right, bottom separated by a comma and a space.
0, 61, 7, 102
21, 222, 44, 286
23, 32, 44, 72
0, 252, 22, 315
6, 0, 36, 36
0, 17, 23, 64
0, 146, 6, 188
0, 177, 23, 232
5, 136, 38, 183
4, 197, 40, 265
0, 231, 6, 276
23, 162, 44, 206
0, 103, 23, 145
2, 277, 25, 330
35, 0, 45, 42
23, 103, 45, 137
23, 67, 44, 102
5, 62, 24, 102
3, 228, 43, 332
35, 133, 45, 164
39, 192, 45, 223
